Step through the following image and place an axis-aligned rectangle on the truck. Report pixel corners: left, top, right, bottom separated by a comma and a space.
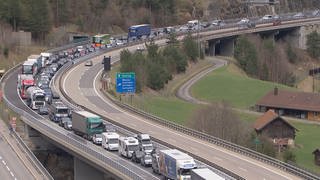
27, 55, 42, 73
118, 136, 139, 158
191, 168, 225, 180
156, 149, 197, 180
102, 132, 120, 151
128, 24, 151, 40
72, 111, 104, 140
21, 60, 37, 76
26, 86, 46, 110
135, 133, 153, 154
17, 74, 34, 99
40, 52, 52, 67
49, 101, 70, 123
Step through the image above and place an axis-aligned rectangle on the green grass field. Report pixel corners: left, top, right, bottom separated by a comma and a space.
292, 122, 320, 173
109, 60, 320, 173
191, 66, 294, 109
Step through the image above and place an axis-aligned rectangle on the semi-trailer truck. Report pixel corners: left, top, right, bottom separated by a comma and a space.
191, 168, 225, 180
155, 149, 197, 180
72, 111, 104, 140
128, 24, 151, 40
26, 86, 46, 110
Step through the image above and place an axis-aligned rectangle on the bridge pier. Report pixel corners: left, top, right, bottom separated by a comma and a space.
208, 40, 217, 56
24, 124, 56, 151
219, 38, 235, 57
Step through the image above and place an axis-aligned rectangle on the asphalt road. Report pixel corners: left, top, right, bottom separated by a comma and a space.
176, 58, 227, 104
61, 46, 301, 179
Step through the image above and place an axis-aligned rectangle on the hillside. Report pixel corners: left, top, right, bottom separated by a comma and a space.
1, 0, 320, 38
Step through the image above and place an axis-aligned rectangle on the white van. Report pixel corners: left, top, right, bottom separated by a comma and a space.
102, 132, 120, 151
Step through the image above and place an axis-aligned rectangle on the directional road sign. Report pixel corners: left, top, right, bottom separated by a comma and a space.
116, 72, 136, 93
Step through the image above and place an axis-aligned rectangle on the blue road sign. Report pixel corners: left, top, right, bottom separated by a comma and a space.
116, 72, 136, 93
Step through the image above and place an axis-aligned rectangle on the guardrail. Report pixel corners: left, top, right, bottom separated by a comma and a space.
12, 130, 54, 180
0, 59, 54, 180
103, 89, 320, 180
0, 58, 146, 180
0, 40, 151, 180
57, 18, 320, 180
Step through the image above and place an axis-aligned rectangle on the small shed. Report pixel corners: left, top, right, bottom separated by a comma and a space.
254, 110, 297, 146
312, 149, 320, 166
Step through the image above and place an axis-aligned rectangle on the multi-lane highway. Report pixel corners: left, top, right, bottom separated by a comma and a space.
60, 43, 300, 179
3, 15, 320, 180
0, 119, 42, 180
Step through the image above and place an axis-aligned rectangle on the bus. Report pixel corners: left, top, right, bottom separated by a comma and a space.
92, 34, 111, 47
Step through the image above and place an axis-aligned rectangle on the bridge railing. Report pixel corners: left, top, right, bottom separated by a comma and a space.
102, 89, 320, 180
0, 40, 148, 180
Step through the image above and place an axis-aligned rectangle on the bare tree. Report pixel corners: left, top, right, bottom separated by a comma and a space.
187, 101, 252, 146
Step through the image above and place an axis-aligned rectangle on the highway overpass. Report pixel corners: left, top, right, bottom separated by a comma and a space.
2, 16, 320, 180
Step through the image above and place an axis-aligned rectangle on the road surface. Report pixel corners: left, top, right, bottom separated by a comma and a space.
60, 47, 301, 180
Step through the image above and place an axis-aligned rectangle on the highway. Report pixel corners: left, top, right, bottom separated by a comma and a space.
2, 65, 160, 179
3, 15, 320, 180
60, 44, 300, 179
0, 120, 39, 180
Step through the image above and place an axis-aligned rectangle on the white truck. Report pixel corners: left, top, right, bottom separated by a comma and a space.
102, 132, 120, 151
26, 86, 46, 110
155, 149, 197, 180
118, 136, 139, 158
191, 168, 225, 180
40, 52, 52, 67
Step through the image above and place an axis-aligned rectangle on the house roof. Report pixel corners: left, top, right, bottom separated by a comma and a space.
254, 110, 297, 131
256, 89, 320, 112
313, 149, 320, 155
254, 110, 278, 131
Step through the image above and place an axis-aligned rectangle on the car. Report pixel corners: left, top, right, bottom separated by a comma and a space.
52, 91, 60, 99
312, 10, 320, 16
136, 46, 145, 52
43, 88, 53, 104
261, 14, 273, 20
85, 60, 93, 66
63, 120, 72, 130
211, 20, 224, 26
238, 18, 250, 24
59, 117, 71, 127
38, 106, 49, 115
92, 134, 102, 145
293, 12, 305, 19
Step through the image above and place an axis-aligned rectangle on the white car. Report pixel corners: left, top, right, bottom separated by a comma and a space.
92, 134, 102, 145
238, 18, 250, 24
261, 15, 273, 20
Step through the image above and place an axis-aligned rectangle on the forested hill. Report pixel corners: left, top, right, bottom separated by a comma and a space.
0, 0, 320, 39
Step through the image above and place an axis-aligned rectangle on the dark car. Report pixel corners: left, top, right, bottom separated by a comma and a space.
43, 88, 53, 104
52, 91, 60, 99
38, 106, 49, 115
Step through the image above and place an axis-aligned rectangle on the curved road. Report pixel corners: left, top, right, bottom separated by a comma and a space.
60, 44, 300, 179
176, 58, 226, 104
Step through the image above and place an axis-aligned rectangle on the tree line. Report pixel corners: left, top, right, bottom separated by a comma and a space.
120, 33, 199, 92
234, 35, 297, 86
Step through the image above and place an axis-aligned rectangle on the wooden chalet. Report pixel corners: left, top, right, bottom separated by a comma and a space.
254, 110, 297, 147
256, 88, 320, 121
313, 149, 320, 166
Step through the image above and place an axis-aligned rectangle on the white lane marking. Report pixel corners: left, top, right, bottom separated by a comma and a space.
6, 165, 10, 171
239, 167, 247, 172
0, 156, 2, 159
91, 69, 292, 179
2, 160, 6, 165
10, 171, 14, 177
